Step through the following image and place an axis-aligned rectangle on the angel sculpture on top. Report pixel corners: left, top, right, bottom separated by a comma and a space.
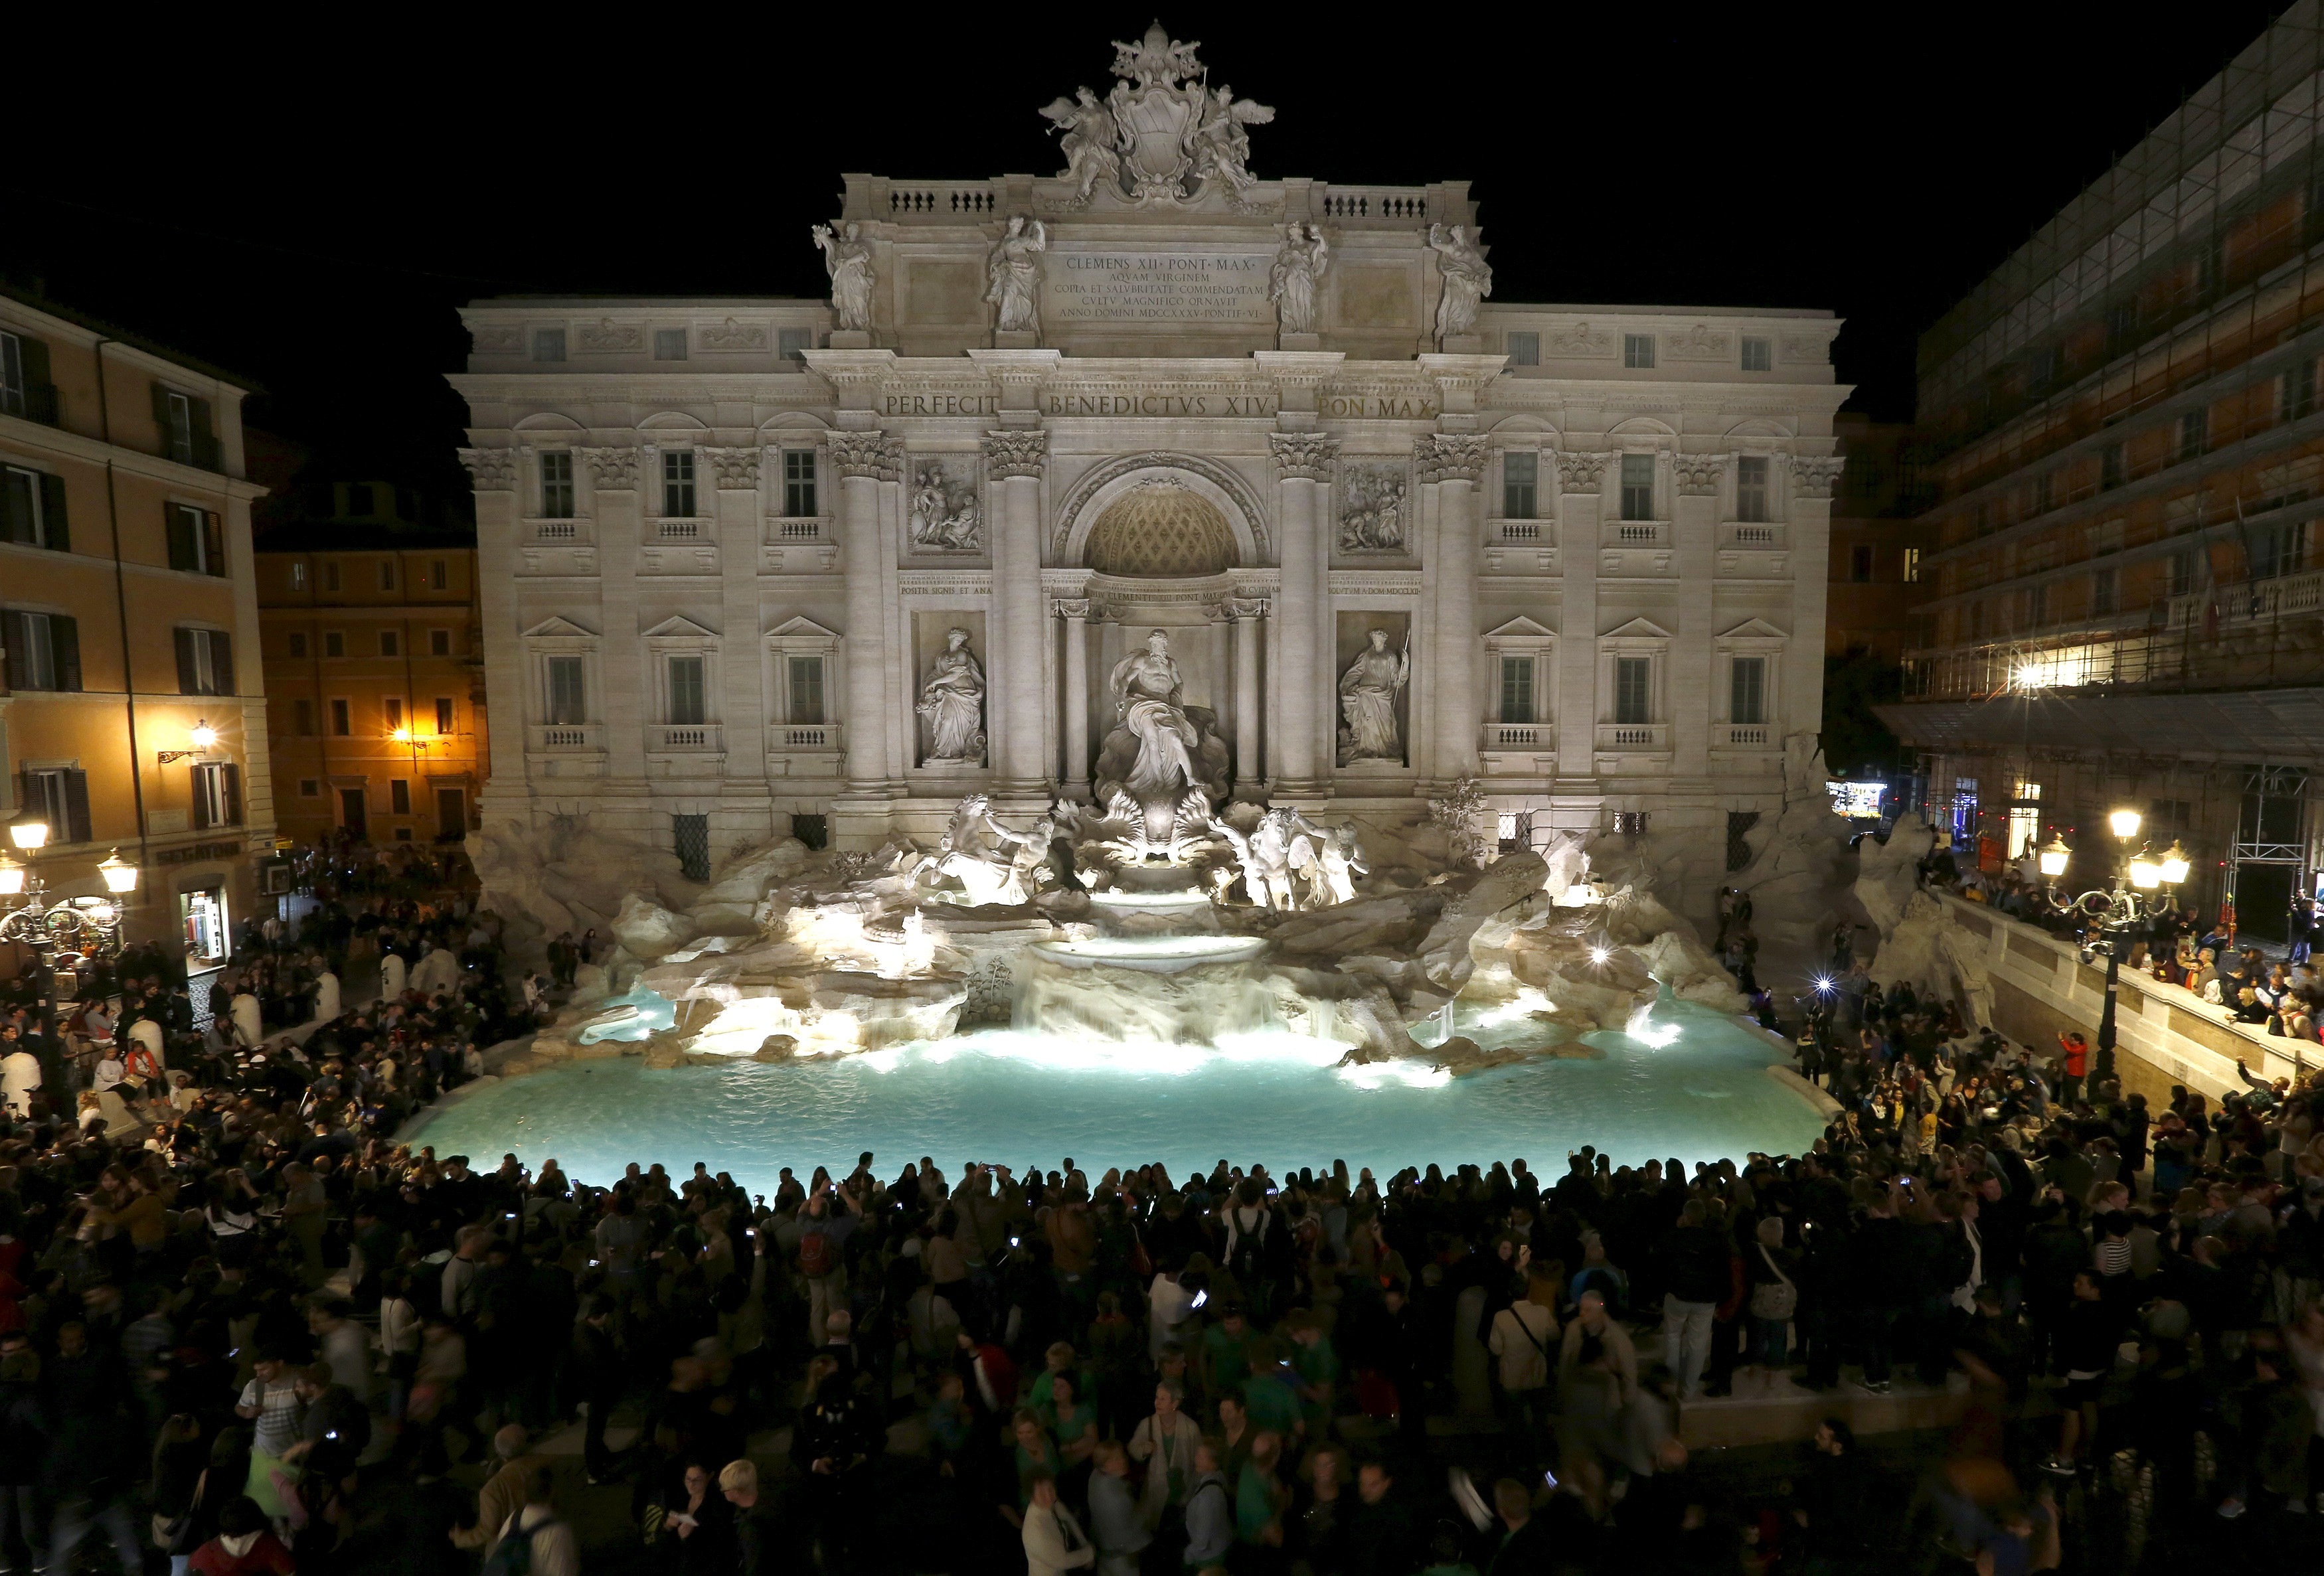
1035, 25, 1276, 205
1189, 84, 1273, 192
1040, 88, 1122, 202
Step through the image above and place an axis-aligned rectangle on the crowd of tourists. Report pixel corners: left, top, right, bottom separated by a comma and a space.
0, 840, 2317, 1574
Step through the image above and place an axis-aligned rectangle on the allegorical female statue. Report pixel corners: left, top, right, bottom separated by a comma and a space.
986, 216, 1048, 337
1425, 222, 1493, 342
1337, 627, 1410, 763
1269, 223, 1329, 339
811, 221, 875, 333
917, 627, 987, 763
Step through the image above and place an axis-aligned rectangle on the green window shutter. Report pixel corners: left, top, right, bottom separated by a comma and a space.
150, 381, 173, 451
62, 769, 92, 843
192, 398, 218, 470
1, 468, 31, 545
191, 767, 212, 830
175, 628, 199, 693
166, 503, 197, 571
203, 511, 225, 575
37, 471, 66, 552
223, 763, 242, 826
19, 336, 49, 388
213, 631, 234, 695
50, 615, 80, 691
0, 610, 23, 690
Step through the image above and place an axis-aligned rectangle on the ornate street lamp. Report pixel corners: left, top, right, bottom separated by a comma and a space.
2034, 809, 2190, 1083
156, 718, 220, 765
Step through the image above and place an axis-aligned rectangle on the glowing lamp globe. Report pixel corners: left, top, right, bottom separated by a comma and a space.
2127, 854, 2162, 890
0, 855, 22, 896
189, 719, 218, 751
2037, 834, 2072, 880
97, 848, 139, 894
2159, 841, 2192, 887
6, 811, 47, 852
2109, 808, 2142, 840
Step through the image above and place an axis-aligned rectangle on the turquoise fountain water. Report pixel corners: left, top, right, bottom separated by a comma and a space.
406, 992, 1824, 1195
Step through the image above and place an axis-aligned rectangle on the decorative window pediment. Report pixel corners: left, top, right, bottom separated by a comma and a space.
522, 615, 598, 641
643, 614, 720, 641
1715, 617, 1788, 646
1483, 616, 1558, 644
1600, 617, 1673, 644
766, 616, 841, 649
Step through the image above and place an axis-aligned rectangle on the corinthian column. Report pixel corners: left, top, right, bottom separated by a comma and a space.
1270, 432, 1337, 797
1054, 598, 1093, 799
983, 430, 1050, 799
829, 432, 901, 792
1418, 433, 1488, 784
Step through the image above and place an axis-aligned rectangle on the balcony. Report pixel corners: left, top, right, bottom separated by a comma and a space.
1492, 517, 1550, 543
0, 383, 60, 427
767, 516, 829, 543
526, 723, 606, 777
1481, 722, 1552, 749
1604, 520, 1669, 548
654, 518, 711, 541
1715, 723, 1777, 749
770, 722, 841, 748
766, 721, 844, 776
647, 724, 723, 751
527, 518, 590, 544
1594, 722, 1669, 752
1718, 522, 1786, 550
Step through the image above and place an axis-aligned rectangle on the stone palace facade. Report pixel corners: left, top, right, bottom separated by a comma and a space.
450, 27, 1847, 900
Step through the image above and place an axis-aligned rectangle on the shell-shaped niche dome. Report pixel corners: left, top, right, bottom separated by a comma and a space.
1084, 483, 1236, 577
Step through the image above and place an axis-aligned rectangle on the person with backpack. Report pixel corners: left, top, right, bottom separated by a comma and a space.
487, 1466, 575, 1576
791, 1184, 860, 1344
1221, 1182, 1283, 1324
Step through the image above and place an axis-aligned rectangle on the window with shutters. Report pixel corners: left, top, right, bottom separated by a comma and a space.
667, 655, 707, 725
1505, 331, 1539, 366
1, 610, 79, 691
19, 767, 90, 844
1730, 656, 1767, 726
540, 451, 574, 518
329, 698, 351, 736
165, 503, 225, 576
662, 449, 697, 516
1849, 544, 1874, 582
379, 630, 399, 657
323, 560, 340, 593
782, 450, 818, 516
173, 627, 234, 696
1614, 657, 1652, 724
429, 628, 452, 657
1498, 655, 1535, 724
1623, 334, 1655, 368
293, 698, 316, 736
654, 328, 688, 360
289, 561, 307, 591
1740, 336, 1772, 372
191, 762, 243, 829
1, 465, 68, 552
2284, 359, 2319, 422
545, 656, 587, 724
323, 631, 345, 658
1904, 547, 1922, 583
1735, 455, 1770, 522
299, 779, 320, 797
288, 631, 307, 659
435, 697, 455, 736
0, 332, 23, 417
161, 389, 194, 463
1619, 453, 1655, 520
1503, 451, 1538, 519
2179, 410, 2208, 462
384, 697, 406, 735
673, 814, 711, 882
430, 558, 448, 590
787, 656, 825, 724
390, 779, 411, 815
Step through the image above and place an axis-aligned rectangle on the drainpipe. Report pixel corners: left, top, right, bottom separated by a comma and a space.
94, 338, 155, 940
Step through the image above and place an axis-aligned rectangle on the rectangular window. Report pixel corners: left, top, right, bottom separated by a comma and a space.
1505, 331, 1539, 366
323, 630, 345, 658
546, 656, 586, 724
1498, 655, 1535, 724
1623, 334, 1655, 368
2092, 565, 2118, 615
2179, 409, 2207, 462
430, 558, 448, 590
289, 560, 308, 592
1614, 657, 1652, 724
777, 327, 813, 363
1735, 455, 1770, 522
1903, 546, 1922, 583
1, 465, 67, 551
190, 762, 242, 829
330, 698, 351, 736
1502, 451, 1538, 519
382, 697, 404, 733
20, 767, 92, 844
0, 611, 77, 691
782, 450, 818, 516
1849, 544, 1874, 582
1740, 336, 1772, 372
653, 328, 689, 361
2029, 347, 2058, 388
532, 327, 566, 362
2285, 359, 2318, 422
435, 697, 455, 736
2252, 520, 2303, 580
662, 449, 696, 516
379, 629, 399, 657
0, 331, 21, 417
323, 560, 341, 592
293, 698, 315, 736
1730, 656, 1767, 726
378, 559, 396, 590
2031, 473, 2053, 514
165, 503, 226, 576
2100, 442, 2125, 490
667, 655, 707, 725
2167, 548, 2196, 596
1619, 453, 1655, 521
787, 655, 825, 724
540, 451, 574, 518
162, 389, 195, 464
673, 814, 711, 882
2029, 582, 2049, 625
390, 778, 411, 815
429, 628, 452, 657
299, 779, 320, 798
173, 627, 234, 695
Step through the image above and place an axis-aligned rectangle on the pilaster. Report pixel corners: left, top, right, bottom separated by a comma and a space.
1269, 430, 1337, 797
985, 428, 1051, 801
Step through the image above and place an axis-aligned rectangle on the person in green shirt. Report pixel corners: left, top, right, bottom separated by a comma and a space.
1234, 1430, 1288, 1555
1011, 1408, 1062, 1513
1200, 1305, 1254, 1403
1286, 1314, 1341, 1435
1240, 1336, 1303, 1442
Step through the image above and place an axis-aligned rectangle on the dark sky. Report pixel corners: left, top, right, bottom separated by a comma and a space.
10, 4, 2292, 499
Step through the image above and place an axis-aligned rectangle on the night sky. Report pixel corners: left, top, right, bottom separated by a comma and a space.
9, 5, 2291, 500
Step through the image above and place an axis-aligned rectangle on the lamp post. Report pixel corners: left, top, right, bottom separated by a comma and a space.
0, 803, 139, 960
2036, 810, 2192, 1083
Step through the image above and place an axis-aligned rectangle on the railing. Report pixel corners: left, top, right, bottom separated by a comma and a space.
1596, 723, 1669, 751
529, 724, 600, 751
1607, 522, 1667, 546
0, 382, 60, 426
529, 520, 585, 542
1718, 724, 1774, 748
1496, 519, 1546, 542
1319, 187, 1429, 223
889, 185, 999, 218
771, 723, 841, 749
2167, 565, 2324, 627
1481, 723, 1553, 748
648, 724, 722, 751
656, 518, 707, 541
769, 517, 829, 542
1721, 523, 1784, 548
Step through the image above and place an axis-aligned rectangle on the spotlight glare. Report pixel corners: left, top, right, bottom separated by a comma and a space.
1589, 946, 1610, 965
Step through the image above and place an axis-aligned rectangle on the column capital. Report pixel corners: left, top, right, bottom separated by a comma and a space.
1269, 431, 1339, 481
1554, 450, 1610, 493
577, 445, 641, 490
982, 428, 1050, 479
1414, 433, 1488, 484
1789, 454, 1845, 498
827, 432, 903, 481
1671, 451, 1726, 497
457, 447, 517, 491
700, 446, 763, 490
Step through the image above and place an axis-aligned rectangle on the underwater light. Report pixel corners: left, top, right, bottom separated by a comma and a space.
1589, 946, 1610, 965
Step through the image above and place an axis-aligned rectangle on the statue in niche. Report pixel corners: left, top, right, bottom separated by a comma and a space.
811, 221, 876, 333
1092, 629, 1231, 860
1039, 87, 1122, 202
986, 217, 1048, 337
916, 627, 987, 763
1270, 223, 1329, 339
908, 463, 982, 551
1337, 627, 1411, 763
1425, 222, 1493, 342
1338, 467, 1406, 552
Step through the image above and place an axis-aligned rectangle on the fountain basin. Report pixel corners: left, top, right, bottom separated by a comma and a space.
1027, 935, 1268, 974
1086, 889, 1215, 914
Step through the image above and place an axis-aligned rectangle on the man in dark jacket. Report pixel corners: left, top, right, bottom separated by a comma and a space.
1655, 1200, 1728, 1400
571, 1297, 626, 1484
